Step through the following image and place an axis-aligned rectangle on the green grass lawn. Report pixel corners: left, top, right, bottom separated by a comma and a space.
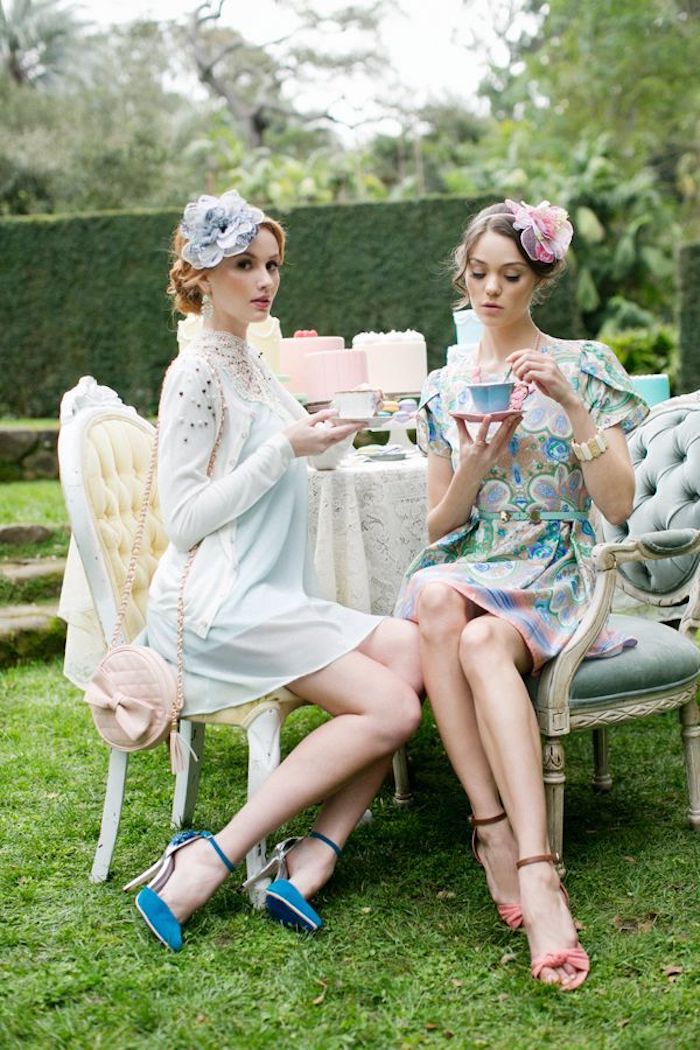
0, 480, 66, 527
0, 419, 58, 429
0, 481, 69, 560
2, 660, 699, 1049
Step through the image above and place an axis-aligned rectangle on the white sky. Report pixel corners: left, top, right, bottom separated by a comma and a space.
80, 0, 510, 140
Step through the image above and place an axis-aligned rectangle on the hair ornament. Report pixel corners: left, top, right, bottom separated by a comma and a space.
505, 199, 573, 264
180, 190, 264, 269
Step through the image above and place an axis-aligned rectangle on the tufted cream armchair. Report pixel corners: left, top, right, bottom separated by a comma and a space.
58, 379, 310, 902
531, 398, 700, 860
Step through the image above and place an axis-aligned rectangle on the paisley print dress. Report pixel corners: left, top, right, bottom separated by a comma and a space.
394, 339, 649, 672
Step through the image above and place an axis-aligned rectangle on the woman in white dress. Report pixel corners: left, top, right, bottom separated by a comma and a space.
128, 190, 423, 950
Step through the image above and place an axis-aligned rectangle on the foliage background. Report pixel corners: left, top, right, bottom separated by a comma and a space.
0, 199, 581, 417
2, 1, 699, 350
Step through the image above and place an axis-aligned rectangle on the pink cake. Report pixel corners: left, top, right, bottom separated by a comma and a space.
280, 330, 344, 395
303, 348, 369, 401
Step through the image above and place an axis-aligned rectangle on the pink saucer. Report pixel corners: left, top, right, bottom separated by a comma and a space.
450, 408, 522, 423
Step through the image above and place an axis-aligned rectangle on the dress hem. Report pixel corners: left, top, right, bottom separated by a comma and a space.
179, 617, 386, 717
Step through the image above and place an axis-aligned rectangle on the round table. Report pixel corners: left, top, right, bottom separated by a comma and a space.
307, 452, 428, 615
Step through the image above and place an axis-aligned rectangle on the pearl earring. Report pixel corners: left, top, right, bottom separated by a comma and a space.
201, 293, 213, 321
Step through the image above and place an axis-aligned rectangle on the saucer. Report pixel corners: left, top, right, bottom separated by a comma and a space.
334, 416, 384, 426
364, 450, 407, 461
450, 409, 522, 423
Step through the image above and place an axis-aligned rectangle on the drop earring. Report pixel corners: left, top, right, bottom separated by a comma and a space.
201, 293, 213, 322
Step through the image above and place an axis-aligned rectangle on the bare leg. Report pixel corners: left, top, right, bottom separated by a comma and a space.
416, 584, 520, 908
287, 618, 424, 897
459, 615, 582, 987
156, 647, 421, 921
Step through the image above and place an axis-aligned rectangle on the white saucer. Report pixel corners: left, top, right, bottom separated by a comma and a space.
334, 416, 385, 426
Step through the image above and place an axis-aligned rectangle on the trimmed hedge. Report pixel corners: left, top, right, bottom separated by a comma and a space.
0, 199, 581, 417
679, 242, 700, 394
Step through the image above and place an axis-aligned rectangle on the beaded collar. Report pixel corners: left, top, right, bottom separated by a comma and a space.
188, 328, 291, 418
196, 328, 251, 362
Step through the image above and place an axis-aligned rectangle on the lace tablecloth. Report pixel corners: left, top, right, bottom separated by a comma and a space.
307, 453, 428, 615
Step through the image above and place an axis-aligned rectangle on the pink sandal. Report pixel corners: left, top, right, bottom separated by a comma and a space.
517, 853, 590, 990
470, 811, 523, 931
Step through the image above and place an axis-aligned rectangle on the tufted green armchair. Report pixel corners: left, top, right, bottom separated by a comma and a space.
531, 398, 700, 860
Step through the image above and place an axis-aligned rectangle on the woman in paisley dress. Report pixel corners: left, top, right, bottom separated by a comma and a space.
395, 200, 648, 989
128, 190, 423, 950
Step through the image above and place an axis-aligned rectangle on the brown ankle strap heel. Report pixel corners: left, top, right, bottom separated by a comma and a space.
469, 811, 508, 827
516, 852, 559, 869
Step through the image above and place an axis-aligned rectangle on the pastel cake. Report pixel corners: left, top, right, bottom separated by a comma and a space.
302, 347, 369, 401
352, 330, 427, 395
280, 330, 344, 395
280, 329, 369, 400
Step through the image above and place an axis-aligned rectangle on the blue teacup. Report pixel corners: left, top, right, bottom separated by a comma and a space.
466, 381, 515, 414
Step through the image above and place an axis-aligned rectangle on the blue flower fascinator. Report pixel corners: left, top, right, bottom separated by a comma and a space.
180, 190, 265, 269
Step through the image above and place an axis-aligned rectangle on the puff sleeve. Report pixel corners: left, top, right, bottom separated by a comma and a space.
580, 341, 649, 434
157, 354, 294, 551
416, 369, 452, 458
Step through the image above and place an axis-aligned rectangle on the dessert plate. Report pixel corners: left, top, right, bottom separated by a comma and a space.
450, 408, 522, 423
364, 449, 408, 461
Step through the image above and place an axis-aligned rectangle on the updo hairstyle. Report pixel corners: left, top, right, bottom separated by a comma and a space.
452, 202, 566, 309
167, 216, 286, 316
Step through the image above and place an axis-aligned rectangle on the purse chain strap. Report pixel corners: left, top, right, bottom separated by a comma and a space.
110, 355, 227, 732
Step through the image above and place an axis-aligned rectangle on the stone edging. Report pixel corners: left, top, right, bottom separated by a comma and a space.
0, 427, 59, 481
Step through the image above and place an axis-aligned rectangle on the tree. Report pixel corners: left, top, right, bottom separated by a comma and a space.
182, 0, 393, 149
475, 0, 700, 229
0, 20, 210, 213
0, 0, 85, 85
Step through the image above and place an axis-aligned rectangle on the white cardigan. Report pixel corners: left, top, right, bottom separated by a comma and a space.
148, 333, 307, 639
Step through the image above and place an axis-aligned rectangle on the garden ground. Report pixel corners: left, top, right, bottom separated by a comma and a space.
2, 657, 699, 1049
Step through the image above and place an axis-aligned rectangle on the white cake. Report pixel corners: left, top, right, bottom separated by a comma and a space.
247, 315, 283, 374
352, 329, 427, 395
303, 348, 369, 401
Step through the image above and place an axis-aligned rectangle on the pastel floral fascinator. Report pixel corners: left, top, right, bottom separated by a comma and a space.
180, 190, 265, 269
505, 199, 573, 264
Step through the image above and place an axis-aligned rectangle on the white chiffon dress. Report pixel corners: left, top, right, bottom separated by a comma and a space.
146, 328, 384, 715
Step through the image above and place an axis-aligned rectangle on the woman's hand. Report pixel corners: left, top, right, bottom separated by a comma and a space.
284, 409, 361, 458
506, 348, 579, 409
455, 413, 522, 474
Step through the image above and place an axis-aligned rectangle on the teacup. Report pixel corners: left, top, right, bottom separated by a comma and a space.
466, 381, 515, 414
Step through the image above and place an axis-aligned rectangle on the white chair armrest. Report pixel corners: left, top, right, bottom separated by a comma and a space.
535, 527, 700, 735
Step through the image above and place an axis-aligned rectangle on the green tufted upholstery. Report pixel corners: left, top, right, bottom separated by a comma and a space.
531, 399, 700, 860
603, 404, 700, 594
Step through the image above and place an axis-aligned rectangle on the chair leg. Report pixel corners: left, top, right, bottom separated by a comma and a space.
244, 706, 284, 908
90, 748, 129, 883
679, 696, 700, 831
543, 736, 566, 868
591, 727, 613, 792
392, 746, 412, 806
171, 721, 206, 829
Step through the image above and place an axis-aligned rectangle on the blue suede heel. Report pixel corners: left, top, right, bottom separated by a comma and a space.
262, 830, 343, 933
135, 885, 184, 951
126, 829, 235, 951
266, 879, 324, 932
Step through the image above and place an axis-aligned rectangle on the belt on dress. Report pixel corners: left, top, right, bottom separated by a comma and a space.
478, 508, 589, 524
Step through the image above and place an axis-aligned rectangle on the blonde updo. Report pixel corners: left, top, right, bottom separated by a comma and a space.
167, 216, 286, 316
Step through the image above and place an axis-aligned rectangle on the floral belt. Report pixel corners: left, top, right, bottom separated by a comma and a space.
478, 508, 589, 524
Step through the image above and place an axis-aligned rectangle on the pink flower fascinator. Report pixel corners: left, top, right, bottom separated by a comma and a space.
505, 199, 573, 264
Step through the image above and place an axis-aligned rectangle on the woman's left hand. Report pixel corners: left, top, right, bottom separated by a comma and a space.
506, 348, 578, 409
